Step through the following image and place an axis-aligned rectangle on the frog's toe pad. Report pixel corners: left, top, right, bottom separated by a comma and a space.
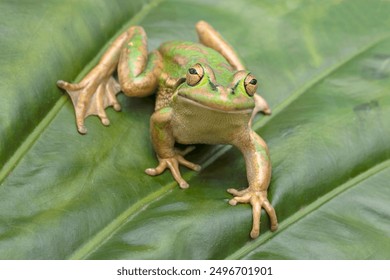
100, 116, 110, 126
77, 125, 88, 135
145, 168, 158, 176
179, 181, 189, 189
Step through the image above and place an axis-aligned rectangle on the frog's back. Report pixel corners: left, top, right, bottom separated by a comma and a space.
158, 40, 234, 82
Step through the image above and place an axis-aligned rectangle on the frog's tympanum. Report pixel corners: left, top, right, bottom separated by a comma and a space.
57, 21, 278, 238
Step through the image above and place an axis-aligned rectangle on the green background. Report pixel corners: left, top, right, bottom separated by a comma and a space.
0, 0, 389, 259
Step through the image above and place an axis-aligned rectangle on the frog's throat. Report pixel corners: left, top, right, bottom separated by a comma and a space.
176, 94, 254, 114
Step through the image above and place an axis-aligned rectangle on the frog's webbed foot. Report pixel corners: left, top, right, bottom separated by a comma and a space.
145, 146, 201, 189
57, 67, 121, 134
227, 188, 278, 239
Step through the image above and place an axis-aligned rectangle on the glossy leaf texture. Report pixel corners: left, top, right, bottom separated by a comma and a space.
0, 0, 389, 259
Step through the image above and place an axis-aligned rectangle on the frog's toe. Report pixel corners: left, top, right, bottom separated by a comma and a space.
145, 156, 191, 189
113, 103, 121, 111
101, 117, 110, 126
178, 181, 189, 189
97, 110, 110, 126
175, 146, 196, 156
173, 147, 201, 171
262, 107, 272, 115
165, 158, 190, 189
228, 195, 250, 206
57, 80, 83, 91
262, 199, 279, 232
227, 188, 247, 196
75, 114, 87, 134
145, 160, 167, 176
77, 124, 88, 135
177, 155, 201, 172
145, 168, 155, 175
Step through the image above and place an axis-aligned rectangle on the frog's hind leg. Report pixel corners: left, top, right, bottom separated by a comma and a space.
196, 20, 245, 71
57, 26, 162, 134
57, 30, 130, 134
118, 27, 162, 97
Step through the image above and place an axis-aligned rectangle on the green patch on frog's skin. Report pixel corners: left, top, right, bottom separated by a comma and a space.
153, 107, 172, 141
255, 140, 270, 163
126, 29, 146, 76
159, 41, 234, 85
159, 107, 172, 114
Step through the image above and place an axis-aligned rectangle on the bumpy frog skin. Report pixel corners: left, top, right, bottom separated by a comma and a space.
57, 21, 278, 239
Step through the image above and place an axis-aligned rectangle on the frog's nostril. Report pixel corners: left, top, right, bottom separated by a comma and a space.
209, 81, 218, 91
216, 86, 233, 96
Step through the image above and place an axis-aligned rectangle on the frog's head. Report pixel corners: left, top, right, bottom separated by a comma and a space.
176, 63, 257, 113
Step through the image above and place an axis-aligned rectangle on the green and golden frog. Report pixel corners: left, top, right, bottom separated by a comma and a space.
57, 21, 278, 238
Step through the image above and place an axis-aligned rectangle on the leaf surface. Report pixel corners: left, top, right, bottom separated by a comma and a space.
0, 0, 389, 259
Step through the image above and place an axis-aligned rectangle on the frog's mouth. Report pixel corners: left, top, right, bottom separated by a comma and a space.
176, 93, 254, 114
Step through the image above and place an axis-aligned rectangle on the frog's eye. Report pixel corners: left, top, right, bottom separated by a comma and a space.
186, 64, 204, 86
244, 74, 258, 97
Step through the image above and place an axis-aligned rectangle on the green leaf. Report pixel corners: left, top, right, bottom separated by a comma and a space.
0, 0, 389, 259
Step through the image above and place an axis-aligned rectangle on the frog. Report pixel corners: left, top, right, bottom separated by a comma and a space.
57, 21, 278, 239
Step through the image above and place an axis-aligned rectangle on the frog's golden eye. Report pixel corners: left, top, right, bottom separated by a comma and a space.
186, 64, 204, 86
244, 74, 258, 96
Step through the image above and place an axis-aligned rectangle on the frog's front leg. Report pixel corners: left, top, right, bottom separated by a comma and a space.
57, 26, 161, 134
145, 108, 201, 189
229, 130, 278, 239
249, 94, 272, 127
